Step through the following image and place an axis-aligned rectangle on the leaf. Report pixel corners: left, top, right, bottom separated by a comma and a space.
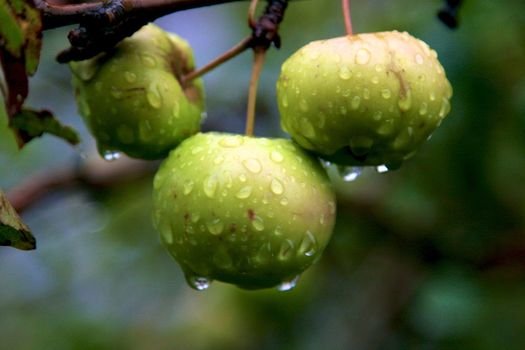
10, 109, 80, 145
0, 0, 43, 148
0, 189, 35, 250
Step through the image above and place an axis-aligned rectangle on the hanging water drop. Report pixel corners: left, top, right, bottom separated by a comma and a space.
103, 150, 122, 162
376, 165, 389, 173
186, 275, 211, 291
338, 166, 363, 182
276, 275, 300, 292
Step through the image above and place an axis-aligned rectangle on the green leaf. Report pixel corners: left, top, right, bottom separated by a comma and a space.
0, 0, 42, 74
11, 109, 80, 145
0, 189, 35, 250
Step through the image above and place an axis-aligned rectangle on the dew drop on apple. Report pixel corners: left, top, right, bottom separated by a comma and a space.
351, 95, 361, 110
124, 71, 137, 83
236, 186, 252, 199
243, 158, 262, 174
252, 217, 265, 232
206, 218, 224, 235
298, 231, 317, 257
183, 179, 194, 195
419, 102, 428, 116
146, 83, 162, 109
270, 150, 284, 163
276, 275, 300, 292
203, 176, 218, 198
381, 89, 392, 100
270, 178, 284, 195
398, 90, 412, 112
186, 275, 211, 291
278, 239, 295, 261
338, 166, 363, 182
339, 66, 352, 80
355, 48, 371, 65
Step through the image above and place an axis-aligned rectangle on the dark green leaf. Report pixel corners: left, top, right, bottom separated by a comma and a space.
11, 109, 80, 145
0, 189, 35, 250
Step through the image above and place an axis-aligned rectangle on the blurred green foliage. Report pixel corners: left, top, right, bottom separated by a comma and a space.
1, 1, 525, 349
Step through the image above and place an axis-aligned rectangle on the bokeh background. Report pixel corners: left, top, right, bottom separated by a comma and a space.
2, 0, 525, 349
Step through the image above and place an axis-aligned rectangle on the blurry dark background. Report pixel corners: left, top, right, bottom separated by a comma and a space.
1, 0, 525, 349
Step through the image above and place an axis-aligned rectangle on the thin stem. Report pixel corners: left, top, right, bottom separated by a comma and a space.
248, 0, 259, 28
342, 0, 353, 36
183, 36, 251, 83
245, 50, 266, 137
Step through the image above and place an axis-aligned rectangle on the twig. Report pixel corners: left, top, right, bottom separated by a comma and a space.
7, 155, 157, 213
183, 36, 251, 83
244, 50, 265, 136
342, 0, 353, 36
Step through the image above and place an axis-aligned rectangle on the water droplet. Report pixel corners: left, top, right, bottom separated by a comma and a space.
141, 54, 156, 68
439, 97, 451, 118
298, 231, 317, 257
124, 71, 137, 83
340, 105, 348, 115
172, 102, 180, 118
236, 186, 253, 199
280, 197, 289, 206
338, 166, 363, 182
146, 83, 162, 109
270, 178, 284, 195
207, 218, 224, 235
381, 89, 392, 99
377, 119, 394, 135
203, 176, 218, 198
363, 88, 371, 100
355, 48, 371, 65
373, 111, 383, 121
299, 99, 309, 112
308, 50, 320, 60
372, 76, 380, 84
103, 150, 121, 162
243, 158, 262, 174
220, 136, 243, 148
376, 164, 389, 173
183, 180, 194, 195
398, 90, 412, 112
415, 54, 424, 65
339, 66, 352, 80
300, 118, 316, 138
374, 64, 384, 73
270, 150, 284, 163
429, 92, 436, 101
186, 275, 211, 291
274, 226, 283, 236
110, 88, 124, 99
192, 146, 204, 155
351, 95, 361, 110
239, 174, 247, 182
276, 275, 300, 292
278, 239, 295, 261
281, 94, 289, 107
419, 102, 428, 116
252, 216, 265, 231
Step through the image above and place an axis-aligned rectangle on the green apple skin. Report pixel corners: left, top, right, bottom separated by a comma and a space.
152, 132, 336, 290
70, 24, 205, 160
276, 31, 453, 169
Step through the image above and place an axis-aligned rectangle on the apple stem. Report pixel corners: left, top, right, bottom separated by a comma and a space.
248, 0, 259, 29
245, 50, 266, 137
342, 0, 354, 36
183, 36, 251, 83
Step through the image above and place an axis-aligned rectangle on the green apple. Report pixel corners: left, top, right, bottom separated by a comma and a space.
276, 31, 453, 170
70, 24, 205, 160
152, 132, 336, 290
